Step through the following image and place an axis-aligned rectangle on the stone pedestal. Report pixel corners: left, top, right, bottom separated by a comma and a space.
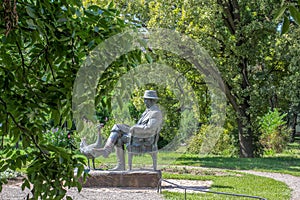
81, 170, 162, 188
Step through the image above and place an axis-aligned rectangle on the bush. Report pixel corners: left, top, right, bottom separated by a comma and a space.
187, 124, 236, 155
187, 127, 203, 154
212, 129, 238, 156
258, 108, 291, 155
44, 128, 76, 150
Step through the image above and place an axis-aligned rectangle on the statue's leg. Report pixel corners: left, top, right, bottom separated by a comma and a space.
87, 158, 91, 169
110, 146, 125, 171
128, 153, 133, 170
92, 158, 96, 170
150, 152, 157, 171
110, 134, 128, 171
92, 131, 119, 158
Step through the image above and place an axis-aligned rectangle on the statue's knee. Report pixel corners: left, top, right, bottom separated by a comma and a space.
111, 124, 119, 132
108, 131, 120, 144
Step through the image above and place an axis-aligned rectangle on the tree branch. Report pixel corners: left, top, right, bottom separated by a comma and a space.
44, 46, 56, 82
0, 96, 48, 156
15, 40, 28, 82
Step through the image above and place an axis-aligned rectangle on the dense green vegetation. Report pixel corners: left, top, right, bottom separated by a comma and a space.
0, 0, 131, 198
1, 0, 300, 199
85, 0, 300, 158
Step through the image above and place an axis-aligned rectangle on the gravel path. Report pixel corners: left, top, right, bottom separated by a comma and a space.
240, 170, 300, 200
0, 184, 164, 200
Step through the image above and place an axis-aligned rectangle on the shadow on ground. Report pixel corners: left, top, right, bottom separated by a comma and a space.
175, 155, 300, 175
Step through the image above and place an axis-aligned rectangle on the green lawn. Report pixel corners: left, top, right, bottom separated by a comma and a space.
172, 142, 300, 177
173, 154, 300, 176
94, 149, 300, 176
162, 169, 291, 200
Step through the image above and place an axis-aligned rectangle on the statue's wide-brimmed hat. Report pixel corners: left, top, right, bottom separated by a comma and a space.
143, 90, 159, 99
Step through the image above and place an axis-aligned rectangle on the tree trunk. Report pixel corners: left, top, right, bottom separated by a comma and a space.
237, 117, 254, 157
290, 113, 297, 143
222, 58, 255, 157
224, 80, 255, 157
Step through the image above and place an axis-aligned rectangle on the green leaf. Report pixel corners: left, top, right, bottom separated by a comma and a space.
26, 19, 37, 29
274, 6, 287, 21
281, 16, 290, 35
21, 179, 30, 191
5, 149, 14, 158
67, 118, 73, 129
26, 6, 36, 18
289, 6, 300, 25
76, 165, 84, 178
76, 181, 83, 192
145, 54, 153, 63
83, 171, 89, 182
15, 158, 22, 169
0, 164, 8, 172
52, 110, 60, 126
21, 135, 30, 148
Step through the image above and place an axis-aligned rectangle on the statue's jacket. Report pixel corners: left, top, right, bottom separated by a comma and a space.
128, 104, 163, 154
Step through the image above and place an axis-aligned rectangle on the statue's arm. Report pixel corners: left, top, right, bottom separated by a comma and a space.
130, 111, 162, 138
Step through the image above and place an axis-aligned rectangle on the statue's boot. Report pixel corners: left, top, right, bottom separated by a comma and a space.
92, 132, 118, 158
109, 147, 125, 171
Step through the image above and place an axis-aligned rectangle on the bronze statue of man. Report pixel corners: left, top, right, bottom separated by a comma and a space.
93, 90, 163, 171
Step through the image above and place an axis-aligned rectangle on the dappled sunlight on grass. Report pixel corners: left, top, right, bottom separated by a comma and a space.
92, 142, 300, 175
174, 154, 300, 176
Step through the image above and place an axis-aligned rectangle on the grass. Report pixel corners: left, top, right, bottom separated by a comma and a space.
174, 154, 300, 176
158, 142, 299, 200
161, 169, 291, 200
94, 142, 300, 176
172, 142, 300, 176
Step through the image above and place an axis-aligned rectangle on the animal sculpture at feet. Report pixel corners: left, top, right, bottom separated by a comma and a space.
80, 124, 103, 170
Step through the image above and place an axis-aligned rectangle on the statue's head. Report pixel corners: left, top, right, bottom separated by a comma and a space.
143, 90, 159, 108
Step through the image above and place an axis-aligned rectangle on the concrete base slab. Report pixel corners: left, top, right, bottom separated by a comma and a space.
81, 170, 162, 188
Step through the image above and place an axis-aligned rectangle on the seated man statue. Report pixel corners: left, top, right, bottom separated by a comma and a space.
93, 90, 163, 171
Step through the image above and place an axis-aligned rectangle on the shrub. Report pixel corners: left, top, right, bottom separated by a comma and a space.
187, 124, 235, 155
44, 128, 76, 150
187, 127, 204, 154
212, 128, 238, 156
258, 108, 291, 155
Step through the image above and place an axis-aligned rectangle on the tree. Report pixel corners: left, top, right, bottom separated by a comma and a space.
277, 27, 300, 142
0, 0, 131, 199
97, 0, 289, 157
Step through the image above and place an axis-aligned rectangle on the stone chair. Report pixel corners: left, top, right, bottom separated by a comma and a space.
127, 128, 161, 171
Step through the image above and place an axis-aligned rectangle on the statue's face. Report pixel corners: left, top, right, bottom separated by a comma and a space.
144, 98, 155, 108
